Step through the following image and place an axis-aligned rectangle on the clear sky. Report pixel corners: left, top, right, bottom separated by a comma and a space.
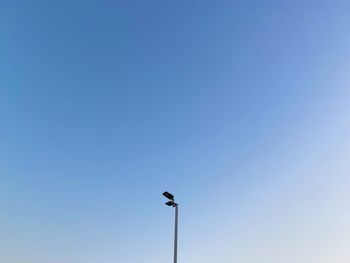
1, 0, 350, 262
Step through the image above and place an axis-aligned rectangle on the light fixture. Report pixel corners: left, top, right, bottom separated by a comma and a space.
162, 191, 179, 263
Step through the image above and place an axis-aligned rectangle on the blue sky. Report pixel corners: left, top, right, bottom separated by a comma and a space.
1, 1, 350, 262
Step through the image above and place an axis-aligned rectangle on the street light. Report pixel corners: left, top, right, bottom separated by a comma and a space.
163, 191, 179, 263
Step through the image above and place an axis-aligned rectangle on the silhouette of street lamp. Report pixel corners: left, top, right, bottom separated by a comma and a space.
163, 191, 178, 263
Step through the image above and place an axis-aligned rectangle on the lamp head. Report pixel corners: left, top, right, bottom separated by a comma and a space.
165, 201, 175, 206
162, 191, 174, 200
165, 200, 178, 207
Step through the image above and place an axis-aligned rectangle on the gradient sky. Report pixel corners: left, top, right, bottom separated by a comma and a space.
1, 1, 350, 262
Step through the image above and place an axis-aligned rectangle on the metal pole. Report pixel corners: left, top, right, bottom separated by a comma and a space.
174, 205, 178, 263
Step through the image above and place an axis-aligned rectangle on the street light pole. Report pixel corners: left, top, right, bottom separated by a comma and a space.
163, 191, 179, 263
174, 204, 178, 263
